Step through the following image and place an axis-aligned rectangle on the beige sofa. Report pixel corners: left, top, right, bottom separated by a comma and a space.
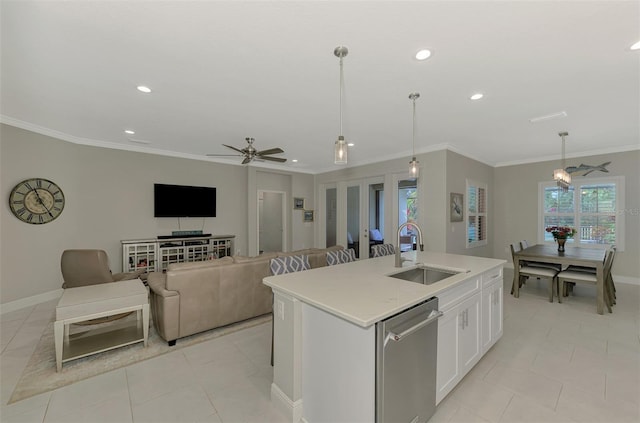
148, 246, 344, 345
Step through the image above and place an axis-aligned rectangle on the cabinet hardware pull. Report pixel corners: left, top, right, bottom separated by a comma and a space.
385, 310, 443, 347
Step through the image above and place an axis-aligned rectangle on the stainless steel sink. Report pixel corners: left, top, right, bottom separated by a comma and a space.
388, 266, 461, 285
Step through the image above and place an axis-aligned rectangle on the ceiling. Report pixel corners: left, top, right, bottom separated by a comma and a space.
2, 1, 639, 174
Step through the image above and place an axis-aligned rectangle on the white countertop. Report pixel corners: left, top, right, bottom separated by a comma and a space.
263, 250, 505, 328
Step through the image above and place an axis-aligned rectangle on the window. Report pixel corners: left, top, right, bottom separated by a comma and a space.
539, 176, 625, 249
466, 179, 487, 248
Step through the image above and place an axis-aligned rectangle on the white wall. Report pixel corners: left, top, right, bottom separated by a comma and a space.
1, 124, 315, 305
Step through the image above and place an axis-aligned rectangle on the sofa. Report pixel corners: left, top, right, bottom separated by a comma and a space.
148, 246, 345, 345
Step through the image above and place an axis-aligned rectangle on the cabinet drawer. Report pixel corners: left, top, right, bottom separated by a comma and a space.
482, 266, 503, 288
437, 276, 481, 312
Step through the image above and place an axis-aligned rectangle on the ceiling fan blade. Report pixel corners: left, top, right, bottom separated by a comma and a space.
256, 147, 284, 156
223, 144, 245, 154
241, 156, 253, 165
260, 156, 287, 163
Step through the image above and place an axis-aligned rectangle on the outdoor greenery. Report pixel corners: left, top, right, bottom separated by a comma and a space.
543, 183, 616, 245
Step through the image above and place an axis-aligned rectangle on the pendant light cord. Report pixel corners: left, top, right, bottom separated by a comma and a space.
339, 55, 344, 136
412, 96, 416, 156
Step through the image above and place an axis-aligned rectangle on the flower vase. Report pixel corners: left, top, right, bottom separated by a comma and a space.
556, 237, 566, 252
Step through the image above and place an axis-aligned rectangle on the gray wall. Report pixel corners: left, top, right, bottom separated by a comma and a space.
445, 150, 495, 257
1, 124, 315, 305
493, 150, 639, 280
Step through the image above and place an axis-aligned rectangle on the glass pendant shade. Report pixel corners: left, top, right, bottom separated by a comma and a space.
409, 157, 419, 178
553, 132, 571, 192
335, 136, 348, 164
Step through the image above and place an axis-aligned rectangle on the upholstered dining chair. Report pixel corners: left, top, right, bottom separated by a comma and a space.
557, 247, 616, 313
269, 254, 311, 365
326, 248, 357, 266
61, 249, 145, 289
510, 243, 560, 302
371, 244, 395, 258
519, 240, 562, 271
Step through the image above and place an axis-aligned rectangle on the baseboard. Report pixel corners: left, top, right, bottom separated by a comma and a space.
271, 382, 303, 422
0, 289, 63, 314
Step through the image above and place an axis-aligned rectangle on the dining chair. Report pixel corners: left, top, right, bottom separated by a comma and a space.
371, 244, 395, 258
556, 247, 615, 313
519, 240, 562, 271
510, 243, 560, 302
562, 246, 616, 303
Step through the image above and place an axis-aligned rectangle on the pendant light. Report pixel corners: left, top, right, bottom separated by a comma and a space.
408, 93, 420, 178
553, 131, 571, 192
334, 46, 348, 165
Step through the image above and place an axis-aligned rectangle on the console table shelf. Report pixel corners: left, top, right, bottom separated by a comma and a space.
121, 235, 235, 273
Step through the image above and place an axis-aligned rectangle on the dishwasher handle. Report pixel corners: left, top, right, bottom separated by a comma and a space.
384, 309, 443, 347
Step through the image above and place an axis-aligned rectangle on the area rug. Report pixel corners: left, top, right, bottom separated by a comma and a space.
9, 313, 272, 404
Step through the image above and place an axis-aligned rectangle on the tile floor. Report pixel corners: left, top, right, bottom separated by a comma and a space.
1, 270, 639, 422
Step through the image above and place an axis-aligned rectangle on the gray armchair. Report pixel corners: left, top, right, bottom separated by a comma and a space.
61, 249, 144, 288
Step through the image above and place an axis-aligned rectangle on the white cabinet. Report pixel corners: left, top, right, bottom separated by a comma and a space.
436, 287, 481, 404
121, 235, 235, 273
481, 267, 504, 354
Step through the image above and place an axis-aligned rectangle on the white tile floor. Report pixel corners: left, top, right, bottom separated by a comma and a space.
1, 270, 639, 422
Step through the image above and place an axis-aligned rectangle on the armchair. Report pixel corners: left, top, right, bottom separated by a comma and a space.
61, 249, 144, 289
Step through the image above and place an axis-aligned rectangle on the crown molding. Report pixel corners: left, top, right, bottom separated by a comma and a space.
494, 143, 640, 168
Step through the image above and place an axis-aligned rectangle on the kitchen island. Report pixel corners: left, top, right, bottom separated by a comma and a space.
263, 250, 505, 422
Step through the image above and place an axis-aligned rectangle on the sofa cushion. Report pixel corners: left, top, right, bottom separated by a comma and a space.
233, 252, 277, 263
270, 255, 310, 275
167, 256, 233, 271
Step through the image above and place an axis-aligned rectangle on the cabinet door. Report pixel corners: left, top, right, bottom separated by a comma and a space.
436, 307, 460, 404
482, 281, 504, 353
490, 282, 503, 345
458, 293, 481, 376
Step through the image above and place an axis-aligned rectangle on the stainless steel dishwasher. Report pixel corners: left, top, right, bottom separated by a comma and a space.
376, 297, 442, 423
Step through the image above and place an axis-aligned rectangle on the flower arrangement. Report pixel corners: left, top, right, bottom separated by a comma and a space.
545, 226, 577, 239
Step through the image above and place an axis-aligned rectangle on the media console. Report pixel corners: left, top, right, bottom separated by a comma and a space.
121, 235, 235, 274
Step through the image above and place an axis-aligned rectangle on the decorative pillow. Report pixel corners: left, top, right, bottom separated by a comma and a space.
326, 248, 357, 266
371, 244, 395, 257
370, 229, 383, 241
270, 255, 310, 275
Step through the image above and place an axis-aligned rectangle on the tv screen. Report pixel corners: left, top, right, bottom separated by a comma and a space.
154, 184, 216, 217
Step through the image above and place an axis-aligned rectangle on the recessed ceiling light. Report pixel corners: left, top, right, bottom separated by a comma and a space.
348, 142, 355, 147
292, 159, 298, 163
631, 40, 640, 51
470, 93, 484, 100
124, 130, 135, 135
136, 85, 151, 93
415, 49, 432, 60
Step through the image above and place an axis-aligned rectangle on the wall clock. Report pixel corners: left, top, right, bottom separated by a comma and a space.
9, 178, 65, 224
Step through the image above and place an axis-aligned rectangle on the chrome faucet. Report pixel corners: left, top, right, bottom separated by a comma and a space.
396, 221, 424, 267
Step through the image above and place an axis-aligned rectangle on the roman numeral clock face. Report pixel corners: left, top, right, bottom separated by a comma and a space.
9, 178, 65, 224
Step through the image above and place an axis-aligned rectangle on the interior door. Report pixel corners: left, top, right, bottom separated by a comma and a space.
258, 190, 285, 253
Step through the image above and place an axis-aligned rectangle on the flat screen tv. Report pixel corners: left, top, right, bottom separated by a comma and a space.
154, 184, 216, 217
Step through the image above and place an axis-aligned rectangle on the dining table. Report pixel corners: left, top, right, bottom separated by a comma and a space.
512, 244, 607, 314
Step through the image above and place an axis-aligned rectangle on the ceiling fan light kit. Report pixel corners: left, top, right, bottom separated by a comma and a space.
553, 131, 571, 192
334, 45, 349, 165
409, 92, 420, 179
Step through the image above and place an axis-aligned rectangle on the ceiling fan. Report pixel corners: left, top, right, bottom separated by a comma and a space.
207, 137, 286, 165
